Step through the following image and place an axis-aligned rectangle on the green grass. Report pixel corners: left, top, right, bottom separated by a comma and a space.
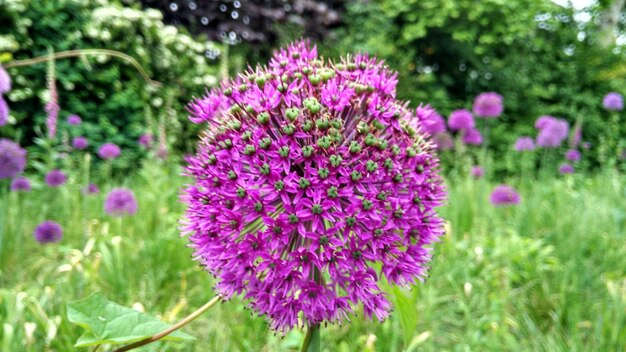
1, 162, 625, 351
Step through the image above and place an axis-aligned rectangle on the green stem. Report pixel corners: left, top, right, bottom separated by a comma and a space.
300, 324, 321, 352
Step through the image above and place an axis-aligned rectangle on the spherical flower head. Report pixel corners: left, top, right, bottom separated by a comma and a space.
565, 149, 581, 162
536, 117, 569, 148
514, 136, 535, 151
447, 109, 475, 131
182, 40, 447, 333
10, 176, 31, 192
0, 65, 10, 94
105, 188, 138, 216
462, 128, 483, 145
559, 163, 574, 174
45, 169, 67, 187
72, 136, 89, 150
33, 221, 63, 244
0, 97, 9, 127
535, 115, 554, 130
98, 143, 121, 160
490, 184, 520, 206
84, 183, 100, 195
66, 114, 82, 125
470, 166, 484, 178
138, 133, 153, 148
0, 138, 27, 179
602, 92, 623, 111
472, 92, 503, 118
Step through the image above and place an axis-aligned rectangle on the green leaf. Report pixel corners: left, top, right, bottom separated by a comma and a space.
67, 293, 195, 348
391, 286, 419, 345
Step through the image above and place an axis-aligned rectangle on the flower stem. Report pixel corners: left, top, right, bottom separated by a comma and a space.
300, 324, 321, 352
111, 295, 221, 352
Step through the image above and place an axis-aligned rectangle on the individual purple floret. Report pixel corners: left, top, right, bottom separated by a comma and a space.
473, 92, 503, 118
0, 138, 27, 179
10, 176, 31, 192
33, 221, 63, 244
138, 133, 153, 148
72, 136, 89, 150
536, 116, 569, 148
104, 188, 138, 216
0, 97, 8, 126
470, 166, 484, 179
462, 128, 483, 145
182, 40, 447, 333
559, 163, 575, 174
66, 114, 82, 125
0, 65, 10, 94
514, 136, 535, 151
84, 183, 100, 195
418, 109, 447, 136
602, 92, 624, 111
565, 149, 581, 162
490, 184, 520, 206
45, 169, 67, 187
447, 109, 475, 131
98, 143, 121, 160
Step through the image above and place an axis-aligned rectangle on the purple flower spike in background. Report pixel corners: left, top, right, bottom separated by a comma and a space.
138, 133, 153, 148
559, 163, 575, 174
473, 92, 503, 118
462, 128, 483, 145
45, 169, 67, 187
84, 183, 100, 195
72, 136, 89, 150
10, 176, 31, 192
0, 97, 9, 126
490, 184, 521, 206
105, 188, 138, 216
536, 116, 569, 148
33, 221, 63, 244
447, 109, 475, 131
514, 136, 535, 151
565, 149, 581, 162
471, 166, 484, 178
182, 40, 447, 333
0, 139, 27, 179
66, 114, 82, 125
98, 143, 121, 160
0, 65, 11, 93
602, 92, 623, 111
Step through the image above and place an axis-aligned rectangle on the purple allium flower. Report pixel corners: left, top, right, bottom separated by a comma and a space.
559, 163, 575, 174
418, 110, 446, 136
536, 116, 569, 148
565, 149, 581, 162
535, 115, 553, 130
33, 221, 63, 244
0, 139, 27, 179
0, 65, 10, 94
490, 185, 520, 206
602, 92, 624, 111
83, 183, 100, 195
182, 40, 447, 333
98, 143, 121, 160
104, 188, 138, 216
432, 132, 454, 150
45, 169, 67, 187
447, 109, 475, 131
72, 136, 89, 150
470, 166, 484, 179
138, 133, 153, 148
514, 136, 535, 151
0, 97, 8, 126
66, 114, 82, 125
462, 128, 483, 145
10, 176, 31, 191
472, 92, 503, 118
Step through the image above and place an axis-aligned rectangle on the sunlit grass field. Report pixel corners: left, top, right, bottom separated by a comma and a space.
1, 161, 625, 351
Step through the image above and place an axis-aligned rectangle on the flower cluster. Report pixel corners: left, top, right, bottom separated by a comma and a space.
535, 116, 569, 148
67, 114, 82, 125
473, 92, 503, 118
514, 136, 535, 151
11, 176, 31, 192
33, 221, 63, 244
45, 169, 67, 187
490, 185, 520, 206
72, 136, 89, 150
182, 41, 446, 332
602, 92, 623, 111
447, 109, 475, 131
105, 188, 138, 216
0, 138, 27, 179
98, 143, 121, 160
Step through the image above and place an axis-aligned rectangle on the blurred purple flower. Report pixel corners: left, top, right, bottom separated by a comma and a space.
10, 176, 31, 192
98, 143, 121, 160
565, 149, 581, 162
45, 70, 59, 139
0, 139, 27, 179
433, 132, 454, 150
84, 183, 100, 195
72, 136, 88, 150
569, 122, 582, 148
535, 116, 554, 130
559, 163, 575, 174
462, 128, 483, 145
514, 136, 535, 151
447, 109, 475, 131
471, 166, 484, 178
490, 185, 520, 206
0, 65, 10, 93
419, 110, 447, 136
33, 221, 63, 244
473, 92, 503, 118
66, 114, 82, 125
582, 142, 591, 150
105, 188, 137, 216
45, 169, 67, 187
138, 133, 153, 148
0, 97, 8, 127
536, 117, 569, 148
602, 92, 623, 111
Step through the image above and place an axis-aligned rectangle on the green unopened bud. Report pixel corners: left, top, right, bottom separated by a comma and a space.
316, 118, 330, 130
223, 88, 233, 97
254, 202, 264, 212
236, 187, 246, 198
366, 160, 378, 172
279, 145, 290, 158
239, 84, 248, 92
349, 141, 362, 153
373, 119, 385, 130
377, 140, 388, 150
299, 177, 311, 189
311, 204, 323, 215
286, 108, 299, 121
259, 137, 272, 149
357, 122, 370, 134
282, 124, 295, 135
309, 74, 321, 85
256, 75, 266, 88
351, 171, 362, 181
288, 214, 299, 224
241, 131, 252, 141
228, 170, 237, 180
258, 112, 270, 125
259, 163, 270, 175
347, 63, 357, 71
274, 180, 285, 191
301, 145, 314, 158
327, 186, 338, 198
377, 191, 387, 201
229, 105, 242, 114
317, 136, 331, 149
393, 173, 404, 183
244, 145, 256, 155
346, 216, 356, 226
277, 82, 288, 93
318, 168, 330, 179
391, 145, 401, 155
302, 120, 313, 132
319, 235, 329, 245
362, 199, 373, 210
207, 154, 217, 165
329, 155, 343, 167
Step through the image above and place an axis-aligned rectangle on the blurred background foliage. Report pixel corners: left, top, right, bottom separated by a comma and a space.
1, 0, 625, 173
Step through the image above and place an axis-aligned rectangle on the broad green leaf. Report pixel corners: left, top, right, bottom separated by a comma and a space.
391, 286, 419, 345
67, 293, 195, 348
